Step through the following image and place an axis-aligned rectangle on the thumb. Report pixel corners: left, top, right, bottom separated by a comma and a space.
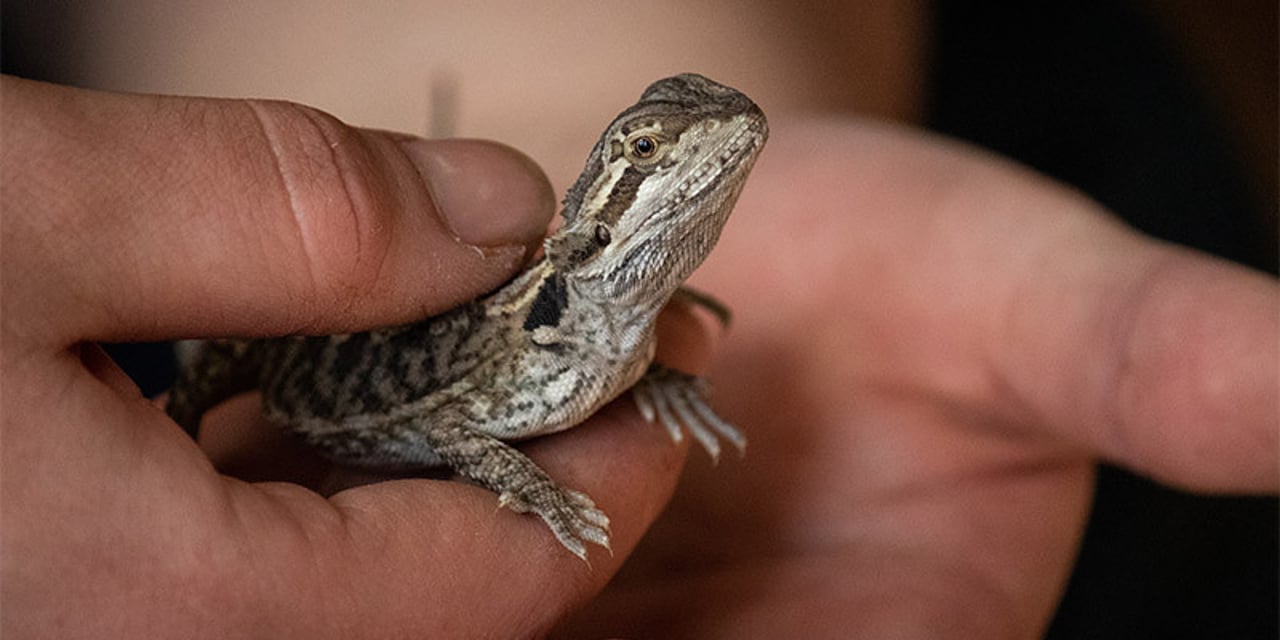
1, 76, 555, 346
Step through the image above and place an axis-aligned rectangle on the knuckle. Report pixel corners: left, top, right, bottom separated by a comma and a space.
245, 99, 395, 319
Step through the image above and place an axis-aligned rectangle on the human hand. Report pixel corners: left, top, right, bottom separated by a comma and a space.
0, 76, 713, 637
558, 119, 1278, 637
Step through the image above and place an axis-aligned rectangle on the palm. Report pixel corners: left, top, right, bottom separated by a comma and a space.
562, 119, 1104, 636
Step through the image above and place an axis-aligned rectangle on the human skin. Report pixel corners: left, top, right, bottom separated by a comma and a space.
560, 120, 1278, 638
3, 77, 1276, 638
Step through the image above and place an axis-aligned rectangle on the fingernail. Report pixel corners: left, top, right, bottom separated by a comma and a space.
398, 138, 555, 248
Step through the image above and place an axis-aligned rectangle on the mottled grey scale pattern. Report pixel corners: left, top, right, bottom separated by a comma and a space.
166, 73, 768, 560
255, 300, 489, 420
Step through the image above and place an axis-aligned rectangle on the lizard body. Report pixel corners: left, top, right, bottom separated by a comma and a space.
167, 73, 768, 559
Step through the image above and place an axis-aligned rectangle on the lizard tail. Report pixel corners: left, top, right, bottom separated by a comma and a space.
166, 340, 264, 440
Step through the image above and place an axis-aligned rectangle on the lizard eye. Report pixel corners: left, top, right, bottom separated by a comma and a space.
593, 224, 612, 246
630, 135, 658, 159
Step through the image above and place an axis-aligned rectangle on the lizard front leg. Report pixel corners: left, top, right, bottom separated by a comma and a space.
648, 288, 747, 461
671, 285, 733, 328
631, 363, 747, 463
412, 420, 612, 560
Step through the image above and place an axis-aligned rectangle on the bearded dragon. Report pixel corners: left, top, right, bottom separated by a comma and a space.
167, 73, 768, 559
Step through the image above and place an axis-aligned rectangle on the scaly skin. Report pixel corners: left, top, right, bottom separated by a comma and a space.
167, 73, 768, 559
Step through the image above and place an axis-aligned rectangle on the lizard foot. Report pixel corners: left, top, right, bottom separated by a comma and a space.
422, 422, 611, 561
497, 481, 611, 561
632, 363, 747, 463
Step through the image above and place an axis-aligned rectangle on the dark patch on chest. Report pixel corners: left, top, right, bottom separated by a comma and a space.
522, 273, 568, 331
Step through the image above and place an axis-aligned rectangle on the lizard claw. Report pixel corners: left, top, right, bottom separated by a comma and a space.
499, 485, 611, 561
632, 364, 747, 463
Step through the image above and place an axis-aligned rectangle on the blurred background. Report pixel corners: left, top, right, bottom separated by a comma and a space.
4, 1, 1275, 637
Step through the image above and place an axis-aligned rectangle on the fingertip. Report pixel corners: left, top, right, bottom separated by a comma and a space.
398, 138, 555, 249
1104, 254, 1279, 491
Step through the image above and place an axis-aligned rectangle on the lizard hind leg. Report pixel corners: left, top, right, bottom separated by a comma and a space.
414, 420, 611, 561
632, 363, 747, 464
166, 339, 264, 439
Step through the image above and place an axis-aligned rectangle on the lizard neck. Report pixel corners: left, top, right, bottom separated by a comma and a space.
487, 256, 667, 342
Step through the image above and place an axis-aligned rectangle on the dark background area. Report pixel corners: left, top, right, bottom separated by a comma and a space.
927, 3, 1276, 638
5, 1, 1276, 637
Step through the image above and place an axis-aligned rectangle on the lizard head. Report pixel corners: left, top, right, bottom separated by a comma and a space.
547, 73, 768, 309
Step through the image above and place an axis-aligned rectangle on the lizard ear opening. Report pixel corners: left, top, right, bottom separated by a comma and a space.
593, 224, 612, 247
